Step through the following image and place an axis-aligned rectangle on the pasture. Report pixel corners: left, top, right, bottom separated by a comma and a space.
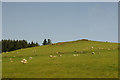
2, 40, 118, 78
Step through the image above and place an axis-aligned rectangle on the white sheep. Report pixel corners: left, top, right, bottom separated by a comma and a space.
91, 46, 94, 49
21, 60, 24, 63
21, 59, 27, 64
53, 56, 56, 58
29, 57, 32, 60
73, 54, 76, 56
49, 55, 53, 58
92, 52, 95, 54
23, 61, 27, 64
76, 54, 79, 56
59, 55, 62, 57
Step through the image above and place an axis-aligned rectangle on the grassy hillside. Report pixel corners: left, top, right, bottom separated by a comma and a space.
2, 40, 118, 78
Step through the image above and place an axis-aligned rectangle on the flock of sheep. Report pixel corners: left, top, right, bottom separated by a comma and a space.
8, 45, 114, 64
9, 56, 32, 64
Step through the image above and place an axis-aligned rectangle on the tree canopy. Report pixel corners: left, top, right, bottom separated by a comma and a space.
1, 39, 39, 52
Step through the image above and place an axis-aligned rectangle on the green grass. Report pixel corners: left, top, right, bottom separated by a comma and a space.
2, 40, 118, 78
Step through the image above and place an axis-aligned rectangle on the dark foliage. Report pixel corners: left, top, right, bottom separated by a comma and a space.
42, 39, 48, 45
1, 39, 39, 52
48, 39, 52, 45
42, 39, 52, 45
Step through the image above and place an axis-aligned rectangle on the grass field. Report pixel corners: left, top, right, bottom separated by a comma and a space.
2, 40, 118, 78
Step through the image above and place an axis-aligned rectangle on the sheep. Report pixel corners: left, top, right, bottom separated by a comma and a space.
23, 61, 27, 64
22, 59, 26, 61
56, 52, 61, 54
29, 57, 32, 60
92, 52, 95, 54
21, 59, 27, 64
73, 54, 76, 56
53, 56, 56, 58
59, 55, 62, 57
49, 55, 53, 58
21, 60, 24, 63
91, 46, 94, 49
76, 54, 79, 56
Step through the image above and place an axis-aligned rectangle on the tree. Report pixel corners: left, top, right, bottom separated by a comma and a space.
1, 39, 39, 52
42, 39, 48, 45
35, 42, 39, 46
48, 39, 52, 45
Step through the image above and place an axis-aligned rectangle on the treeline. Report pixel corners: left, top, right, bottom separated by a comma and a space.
1, 39, 39, 52
42, 39, 52, 45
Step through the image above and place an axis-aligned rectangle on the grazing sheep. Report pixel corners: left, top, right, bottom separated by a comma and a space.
56, 52, 61, 54
59, 55, 62, 57
29, 57, 32, 60
21, 60, 24, 63
53, 56, 56, 58
23, 61, 27, 64
92, 52, 95, 54
49, 55, 53, 58
22, 59, 26, 61
21, 59, 27, 64
73, 54, 76, 56
91, 46, 94, 49
76, 54, 79, 56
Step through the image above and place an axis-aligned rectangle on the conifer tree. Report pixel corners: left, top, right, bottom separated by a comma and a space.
48, 39, 52, 45
42, 39, 48, 45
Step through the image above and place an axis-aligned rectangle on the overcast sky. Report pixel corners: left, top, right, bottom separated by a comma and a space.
2, 2, 118, 44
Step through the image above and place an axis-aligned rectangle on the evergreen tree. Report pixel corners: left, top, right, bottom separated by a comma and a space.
48, 39, 52, 45
1, 39, 40, 52
35, 42, 39, 46
42, 39, 48, 45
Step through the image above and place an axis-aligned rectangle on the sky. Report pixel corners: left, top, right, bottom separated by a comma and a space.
1, 0, 120, 2
2, 2, 118, 44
